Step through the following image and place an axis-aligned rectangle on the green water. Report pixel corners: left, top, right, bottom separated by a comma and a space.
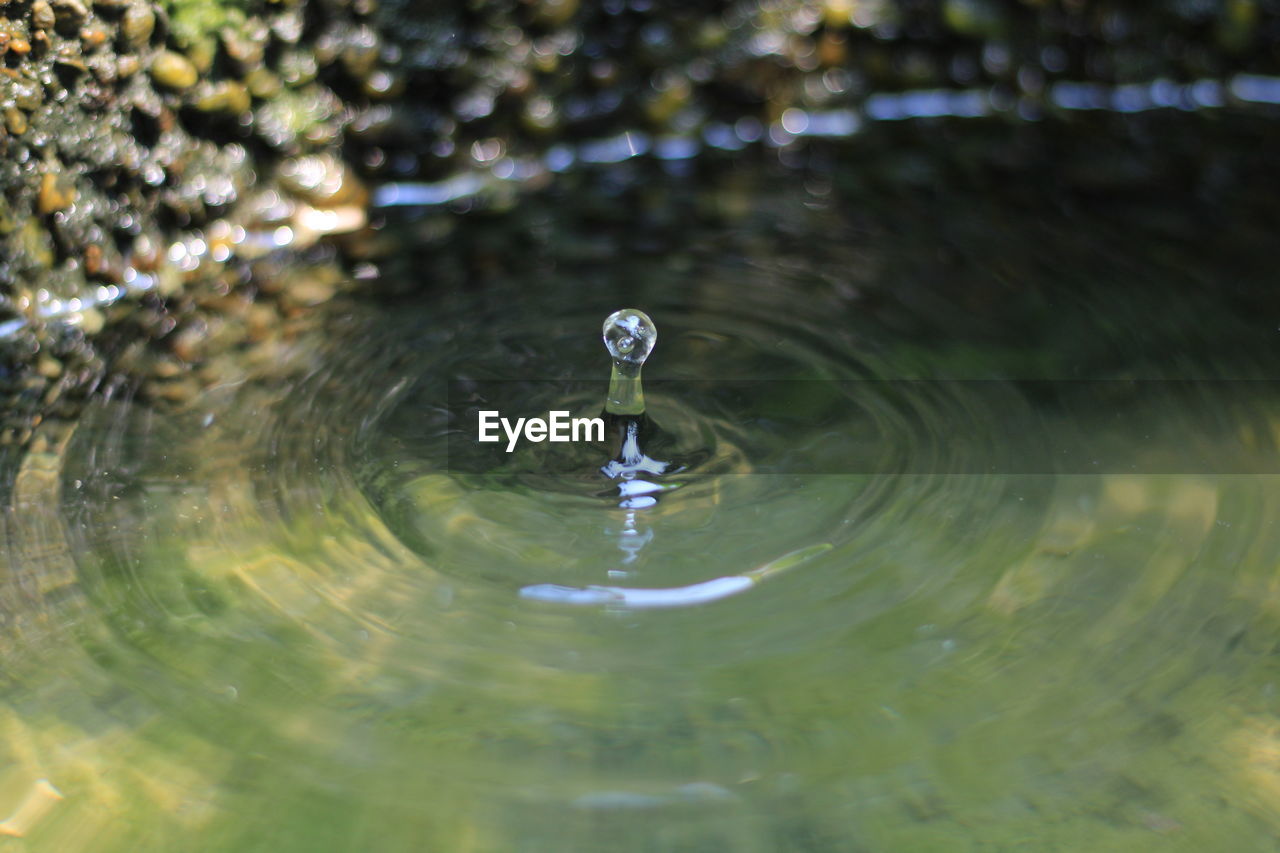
4, 150, 1280, 851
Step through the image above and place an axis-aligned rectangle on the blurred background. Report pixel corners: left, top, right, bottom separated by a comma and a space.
4, 0, 1280, 429
2, 2, 1280, 851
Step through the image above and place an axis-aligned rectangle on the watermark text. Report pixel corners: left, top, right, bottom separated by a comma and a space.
478, 410, 605, 452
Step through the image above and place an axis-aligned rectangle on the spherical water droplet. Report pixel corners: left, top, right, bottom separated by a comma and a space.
603, 308, 656, 365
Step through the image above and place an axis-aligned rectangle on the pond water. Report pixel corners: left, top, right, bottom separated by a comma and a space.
3, 129, 1280, 851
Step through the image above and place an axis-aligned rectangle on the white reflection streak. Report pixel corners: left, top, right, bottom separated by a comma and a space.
520, 543, 832, 610
1231, 73, 1280, 104
520, 575, 754, 609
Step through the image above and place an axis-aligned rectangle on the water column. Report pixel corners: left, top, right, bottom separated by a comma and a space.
602, 308, 657, 416
600, 309, 666, 576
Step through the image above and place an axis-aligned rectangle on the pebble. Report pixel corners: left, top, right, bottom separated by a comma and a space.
38, 171, 77, 214
54, 55, 89, 75
51, 0, 89, 27
184, 37, 216, 74
150, 50, 198, 91
3, 106, 27, 135
86, 53, 116, 83
12, 80, 42, 110
119, 2, 153, 48
194, 81, 250, 115
80, 26, 108, 49
77, 307, 104, 335
220, 19, 267, 69
532, 0, 578, 28
31, 0, 55, 31
244, 68, 281, 99
82, 243, 105, 276
149, 356, 184, 379
36, 356, 62, 379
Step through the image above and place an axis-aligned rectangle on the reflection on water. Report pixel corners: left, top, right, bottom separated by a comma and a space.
369, 73, 1280, 214
4, 145, 1280, 850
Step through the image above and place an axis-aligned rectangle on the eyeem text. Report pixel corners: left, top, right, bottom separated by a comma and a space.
477, 410, 605, 452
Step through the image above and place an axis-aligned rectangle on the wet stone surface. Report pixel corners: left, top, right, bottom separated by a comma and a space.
0, 0, 390, 358
0, 0, 399, 439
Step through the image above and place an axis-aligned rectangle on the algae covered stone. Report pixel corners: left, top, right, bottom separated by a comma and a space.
150, 50, 198, 90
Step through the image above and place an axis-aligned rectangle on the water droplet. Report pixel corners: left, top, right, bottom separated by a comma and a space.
603, 308, 656, 365
603, 309, 656, 416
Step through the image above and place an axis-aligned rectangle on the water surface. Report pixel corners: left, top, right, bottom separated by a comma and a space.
3, 137, 1280, 851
